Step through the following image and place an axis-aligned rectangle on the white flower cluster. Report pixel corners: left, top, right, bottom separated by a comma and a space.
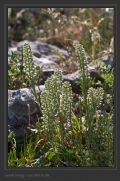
22, 43, 39, 83
41, 70, 73, 131
60, 81, 73, 119
87, 87, 104, 109
73, 40, 88, 79
73, 41, 90, 100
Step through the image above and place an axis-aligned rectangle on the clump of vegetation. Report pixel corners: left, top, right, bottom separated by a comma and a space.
8, 8, 114, 168
8, 43, 42, 106
41, 70, 73, 144
8, 8, 113, 57
8, 43, 41, 89
73, 41, 90, 109
8, 41, 114, 167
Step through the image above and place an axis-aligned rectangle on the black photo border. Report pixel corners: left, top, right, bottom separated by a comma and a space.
0, 0, 120, 180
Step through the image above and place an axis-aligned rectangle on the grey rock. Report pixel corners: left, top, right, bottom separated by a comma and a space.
35, 85, 45, 92
37, 41, 52, 55
17, 40, 68, 63
47, 54, 62, 64
8, 40, 68, 85
17, 40, 38, 52
88, 66, 104, 83
38, 69, 55, 85
32, 50, 41, 58
8, 89, 38, 116
8, 47, 18, 57
63, 66, 104, 94
101, 53, 114, 69
63, 71, 80, 94
33, 56, 59, 71
8, 86, 43, 148
8, 87, 43, 124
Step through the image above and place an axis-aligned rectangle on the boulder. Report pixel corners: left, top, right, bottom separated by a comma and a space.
88, 66, 104, 83
101, 53, 114, 69
37, 69, 55, 85
8, 40, 67, 83
33, 56, 59, 71
8, 47, 18, 57
63, 66, 104, 94
17, 40, 69, 64
8, 86, 44, 149
17, 40, 38, 52
63, 71, 80, 94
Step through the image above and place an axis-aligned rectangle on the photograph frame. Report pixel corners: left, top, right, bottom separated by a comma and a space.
0, 0, 120, 180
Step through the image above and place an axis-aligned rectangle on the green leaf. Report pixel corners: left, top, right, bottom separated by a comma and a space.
45, 150, 56, 161
72, 112, 80, 130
